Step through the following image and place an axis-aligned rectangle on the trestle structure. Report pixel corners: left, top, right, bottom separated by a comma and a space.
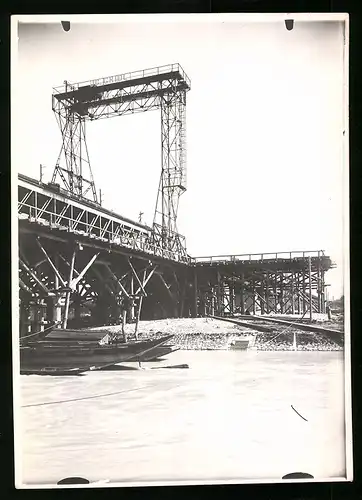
17, 64, 336, 337
18, 224, 195, 338
51, 64, 190, 260
192, 251, 334, 317
17, 177, 334, 335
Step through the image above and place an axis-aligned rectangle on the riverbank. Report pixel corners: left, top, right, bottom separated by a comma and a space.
96, 317, 343, 352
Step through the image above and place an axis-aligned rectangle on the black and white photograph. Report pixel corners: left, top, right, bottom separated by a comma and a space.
11, 13, 351, 488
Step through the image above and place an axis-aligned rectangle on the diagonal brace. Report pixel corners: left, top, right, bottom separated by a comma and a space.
70, 253, 99, 290
104, 265, 130, 299
19, 278, 32, 294
36, 238, 67, 287
134, 266, 158, 295
19, 259, 50, 294
127, 258, 147, 297
158, 273, 173, 299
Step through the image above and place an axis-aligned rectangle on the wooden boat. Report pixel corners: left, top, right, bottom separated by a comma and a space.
129, 345, 180, 362
20, 335, 174, 370
41, 328, 113, 343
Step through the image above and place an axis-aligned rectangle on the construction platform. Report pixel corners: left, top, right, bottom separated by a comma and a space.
192, 251, 334, 317
18, 175, 334, 336
16, 62, 335, 337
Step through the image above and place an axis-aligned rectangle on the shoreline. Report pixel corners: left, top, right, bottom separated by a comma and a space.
96, 317, 344, 352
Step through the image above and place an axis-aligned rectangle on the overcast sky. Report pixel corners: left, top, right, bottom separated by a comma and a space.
14, 16, 347, 298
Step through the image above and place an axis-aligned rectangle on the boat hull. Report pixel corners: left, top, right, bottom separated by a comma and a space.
20, 366, 90, 376
20, 335, 174, 370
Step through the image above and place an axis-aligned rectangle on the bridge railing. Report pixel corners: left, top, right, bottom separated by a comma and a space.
191, 250, 326, 265
53, 63, 191, 96
18, 199, 191, 264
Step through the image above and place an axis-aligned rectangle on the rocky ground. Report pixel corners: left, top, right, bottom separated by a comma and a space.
255, 331, 342, 351
96, 317, 343, 351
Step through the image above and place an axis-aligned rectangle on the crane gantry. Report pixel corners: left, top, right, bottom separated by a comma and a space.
51, 63, 191, 261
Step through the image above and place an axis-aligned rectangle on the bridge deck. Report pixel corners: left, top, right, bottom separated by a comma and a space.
18, 174, 190, 265
192, 251, 333, 273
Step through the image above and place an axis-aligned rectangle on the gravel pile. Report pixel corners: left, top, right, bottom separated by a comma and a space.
93, 317, 343, 351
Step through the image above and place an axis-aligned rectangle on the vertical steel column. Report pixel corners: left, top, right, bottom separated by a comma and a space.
309, 256, 313, 320
302, 268, 306, 314
53, 254, 62, 327
260, 278, 265, 315
230, 280, 235, 316
211, 289, 215, 316
63, 249, 76, 329
252, 278, 256, 315
297, 272, 301, 314
317, 258, 321, 313
134, 296, 143, 339
280, 273, 284, 314
321, 269, 326, 313
266, 272, 270, 313
154, 87, 187, 253
240, 273, 245, 315
216, 270, 221, 316
274, 272, 278, 312
52, 93, 98, 202
291, 272, 295, 314
122, 309, 127, 342
74, 298, 82, 326
130, 275, 135, 321
46, 298, 53, 327
179, 278, 186, 318
193, 269, 198, 318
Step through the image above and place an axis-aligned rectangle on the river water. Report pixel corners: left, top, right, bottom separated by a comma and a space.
17, 350, 347, 486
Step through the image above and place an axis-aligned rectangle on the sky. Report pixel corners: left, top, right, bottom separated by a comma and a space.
13, 16, 347, 299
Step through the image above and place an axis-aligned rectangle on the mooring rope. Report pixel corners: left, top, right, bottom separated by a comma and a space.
21, 383, 159, 409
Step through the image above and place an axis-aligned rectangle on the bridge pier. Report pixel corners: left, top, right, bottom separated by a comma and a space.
18, 227, 194, 334
193, 252, 332, 318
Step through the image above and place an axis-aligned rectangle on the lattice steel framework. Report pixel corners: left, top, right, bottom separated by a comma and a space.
193, 250, 334, 317
52, 87, 97, 202
51, 64, 190, 259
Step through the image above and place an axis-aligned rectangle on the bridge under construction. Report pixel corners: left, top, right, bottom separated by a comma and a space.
17, 64, 334, 337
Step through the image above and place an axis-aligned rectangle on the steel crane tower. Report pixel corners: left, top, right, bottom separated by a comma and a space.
51, 64, 191, 260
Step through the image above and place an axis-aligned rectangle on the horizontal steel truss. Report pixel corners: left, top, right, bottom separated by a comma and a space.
18, 232, 193, 337
52, 65, 190, 121
195, 266, 327, 317
18, 179, 190, 264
